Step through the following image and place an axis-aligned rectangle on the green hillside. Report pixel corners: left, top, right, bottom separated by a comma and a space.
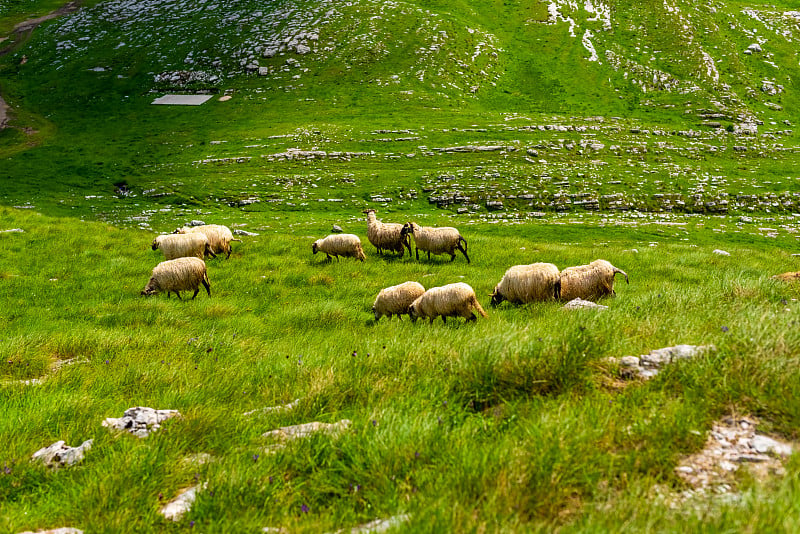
2, 1, 800, 532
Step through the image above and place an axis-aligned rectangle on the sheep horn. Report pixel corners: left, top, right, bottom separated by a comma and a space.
614, 268, 629, 284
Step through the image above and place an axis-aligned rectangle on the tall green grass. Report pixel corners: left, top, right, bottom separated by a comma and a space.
2, 206, 800, 532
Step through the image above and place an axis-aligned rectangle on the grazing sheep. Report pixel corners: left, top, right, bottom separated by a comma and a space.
173, 224, 242, 259
152, 233, 216, 261
558, 259, 628, 302
400, 222, 470, 263
141, 257, 210, 300
372, 281, 426, 321
312, 234, 366, 262
408, 282, 487, 323
363, 209, 412, 257
490, 263, 560, 306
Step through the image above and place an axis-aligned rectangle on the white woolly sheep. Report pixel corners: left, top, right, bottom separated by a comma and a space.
490, 263, 560, 306
173, 224, 242, 259
363, 209, 411, 257
152, 233, 216, 261
558, 259, 629, 302
408, 282, 487, 323
141, 257, 210, 299
400, 222, 470, 263
372, 281, 426, 321
312, 234, 366, 262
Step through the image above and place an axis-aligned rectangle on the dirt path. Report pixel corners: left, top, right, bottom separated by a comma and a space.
11, 1, 80, 34
0, 94, 7, 128
0, 1, 82, 129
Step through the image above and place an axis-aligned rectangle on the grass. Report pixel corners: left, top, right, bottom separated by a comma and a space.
1, 0, 800, 531
2, 205, 800, 532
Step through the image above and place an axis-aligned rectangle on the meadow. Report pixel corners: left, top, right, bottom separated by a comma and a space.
2, 0, 800, 531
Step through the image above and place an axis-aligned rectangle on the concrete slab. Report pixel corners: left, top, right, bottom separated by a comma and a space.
151, 94, 214, 106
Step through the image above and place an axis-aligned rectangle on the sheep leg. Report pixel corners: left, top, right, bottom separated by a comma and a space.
450, 252, 456, 261
467, 313, 477, 322
427, 251, 431, 260
191, 288, 200, 300
441, 316, 446, 324
202, 276, 211, 296
174, 291, 182, 300
415, 248, 420, 261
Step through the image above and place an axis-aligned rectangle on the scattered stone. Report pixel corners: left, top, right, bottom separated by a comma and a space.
616, 345, 714, 379
189, 220, 206, 226
712, 249, 730, 256
747, 43, 762, 53
675, 416, 793, 498
102, 407, 181, 438
233, 229, 258, 236
31, 439, 93, 468
331, 225, 344, 233
563, 298, 608, 310
160, 483, 205, 521
1, 228, 24, 233
262, 420, 351, 452
218, 95, 232, 101
332, 514, 411, 533
180, 453, 214, 467
243, 398, 300, 417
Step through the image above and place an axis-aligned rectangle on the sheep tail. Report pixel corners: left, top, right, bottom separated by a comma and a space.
472, 296, 488, 318
614, 267, 629, 284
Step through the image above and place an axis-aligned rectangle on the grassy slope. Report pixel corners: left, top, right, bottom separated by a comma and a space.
2, 207, 800, 532
1, 0, 800, 531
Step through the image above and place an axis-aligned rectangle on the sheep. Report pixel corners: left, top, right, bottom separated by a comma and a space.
408, 282, 487, 323
490, 263, 560, 306
372, 281, 426, 321
400, 222, 470, 263
173, 224, 241, 259
152, 233, 216, 261
141, 257, 210, 299
363, 209, 411, 257
558, 259, 628, 302
312, 234, 366, 262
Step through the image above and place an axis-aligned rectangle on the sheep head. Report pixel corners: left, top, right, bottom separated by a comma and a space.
489, 287, 505, 307
408, 303, 419, 322
151, 238, 160, 251
312, 241, 320, 254
400, 223, 413, 238
140, 278, 159, 296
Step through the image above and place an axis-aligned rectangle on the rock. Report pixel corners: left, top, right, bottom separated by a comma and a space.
338, 514, 411, 533
218, 95, 232, 102
563, 298, 608, 310
331, 225, 343, 233
189, 220, 205, 226
160, 484, 205, 521
262, 420, 351, 452
31, 439, 93, 468
712, 249, 730, 256
233, 229, 258, 236
747, 43, 762, 53
620, 345, 713, 379
751, 434, 793, 456
295, 44, 311, 54
243, 398, 300, 416
102, 407, 181, 438
1, 228, 24, 233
